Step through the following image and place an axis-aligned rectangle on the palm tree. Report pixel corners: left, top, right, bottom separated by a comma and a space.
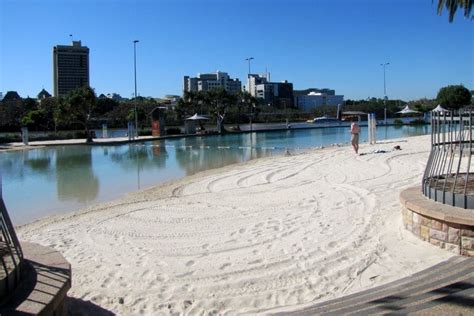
436, 0, 472, 22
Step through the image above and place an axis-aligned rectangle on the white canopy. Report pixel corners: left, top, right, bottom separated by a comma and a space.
397, 105, 420, 114
432, 104, 450, 113
185, 113, 209, 120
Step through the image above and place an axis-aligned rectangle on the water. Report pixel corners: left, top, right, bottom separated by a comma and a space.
1, 124, 429, 225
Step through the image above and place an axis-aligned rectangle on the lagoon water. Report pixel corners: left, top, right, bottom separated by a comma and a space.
1, 124, 429, 225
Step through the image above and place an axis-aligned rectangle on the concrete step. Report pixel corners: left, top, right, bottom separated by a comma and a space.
272, 256, 474, 315
339, 274, 474, 315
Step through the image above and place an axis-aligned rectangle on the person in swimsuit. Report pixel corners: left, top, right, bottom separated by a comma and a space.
350, 122, 360, 154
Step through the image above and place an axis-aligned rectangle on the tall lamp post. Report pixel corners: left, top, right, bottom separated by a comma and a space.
133, 40, 139, 138
245, 57, 254, 132
380, 62, 390, 125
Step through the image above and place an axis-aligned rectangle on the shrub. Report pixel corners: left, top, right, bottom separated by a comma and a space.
393, 119, 404, 125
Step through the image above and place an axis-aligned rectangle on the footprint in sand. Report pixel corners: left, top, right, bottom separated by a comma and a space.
328, 241, 337, 248
202, 244, 210, 250
185, 260, 195, 267
220, 263, 232, 270
156, 274, 169, 282
248, 259, 263, 265
239, 228, 246, 234
176, 271, 194, 278
182, 284, 194, 292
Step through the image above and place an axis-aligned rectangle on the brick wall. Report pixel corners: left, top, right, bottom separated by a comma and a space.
401, 206, 474, 256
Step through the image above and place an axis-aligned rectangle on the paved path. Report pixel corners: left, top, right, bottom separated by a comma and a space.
272, 256, 474, 315
0, 135, 170, 151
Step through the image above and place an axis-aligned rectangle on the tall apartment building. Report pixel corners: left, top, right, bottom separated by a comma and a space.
53, 41, 89, 97
183, 71, 241, 94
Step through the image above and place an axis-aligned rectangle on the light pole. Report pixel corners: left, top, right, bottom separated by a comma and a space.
245, 57, 254, 132
245, 57, 254, 93
380, 62, 389, 125
133, 40, 139, 138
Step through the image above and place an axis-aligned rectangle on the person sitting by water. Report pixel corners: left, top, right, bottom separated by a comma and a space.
350, 122, 360, 154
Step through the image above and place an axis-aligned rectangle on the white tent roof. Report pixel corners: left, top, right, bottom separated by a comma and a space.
185, 113, 209, 120
432, 104, 450, 113
397, 105, 420, 114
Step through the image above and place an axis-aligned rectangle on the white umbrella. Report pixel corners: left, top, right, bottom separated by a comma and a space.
397, 105, 420, 114
185, 113, 209, 120
432, 104, 450, 113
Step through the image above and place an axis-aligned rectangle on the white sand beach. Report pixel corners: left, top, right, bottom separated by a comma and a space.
17, 134, 454, 315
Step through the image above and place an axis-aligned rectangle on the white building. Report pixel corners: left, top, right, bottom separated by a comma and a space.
183, 71, 241, 94
247, 73, 270, 96
296, 91, 344, 112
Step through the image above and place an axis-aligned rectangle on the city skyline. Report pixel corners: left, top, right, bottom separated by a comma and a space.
0, 0, 472, 101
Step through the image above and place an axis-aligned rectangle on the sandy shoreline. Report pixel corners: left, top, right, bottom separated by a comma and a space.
17, 135, 454, 315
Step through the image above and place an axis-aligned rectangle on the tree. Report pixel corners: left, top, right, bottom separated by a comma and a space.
436, 0, 473, 22
95, 98, 119, 116
206, 88, 237, 134
57, 86, 97, 142
0, 94, 35, 132
436, 85, 471, 109
40, 97, 60, 132
236, 91, 259, 129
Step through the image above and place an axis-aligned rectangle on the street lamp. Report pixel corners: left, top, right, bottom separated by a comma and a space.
245, 57, 254, 93
380, 62, 390, 125
133, 40, 139, 138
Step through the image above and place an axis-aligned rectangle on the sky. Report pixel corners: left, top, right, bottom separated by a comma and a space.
0, 0, 472, 101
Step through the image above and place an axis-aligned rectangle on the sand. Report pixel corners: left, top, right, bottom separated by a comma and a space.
17, 134, 454, 315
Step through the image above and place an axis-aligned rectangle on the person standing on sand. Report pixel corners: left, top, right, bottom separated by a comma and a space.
350, 122, 360, 154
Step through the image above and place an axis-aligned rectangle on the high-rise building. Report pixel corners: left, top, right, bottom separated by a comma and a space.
53, 41, 89, 97
183, 71, 241, 94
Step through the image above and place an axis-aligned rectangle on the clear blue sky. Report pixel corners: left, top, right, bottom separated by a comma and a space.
1, 0, 472, 101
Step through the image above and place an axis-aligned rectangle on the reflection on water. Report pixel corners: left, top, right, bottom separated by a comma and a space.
55, 147, 99, 203
174, 134, 276, 176
0, 125, 430, 225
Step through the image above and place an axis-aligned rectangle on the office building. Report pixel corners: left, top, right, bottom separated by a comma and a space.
53, 41, 90, 97
247, 73, 270, 96
295, 91, 344, 112
294, 88, 335, 97
183, 71, 241, 94
256, 80, 294, 108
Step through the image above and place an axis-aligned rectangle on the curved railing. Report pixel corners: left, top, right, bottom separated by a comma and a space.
422, 109, 474, 209
0, 175, 23, 301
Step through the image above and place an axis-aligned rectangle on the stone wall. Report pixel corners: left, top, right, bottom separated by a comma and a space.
402, 206, 474, 256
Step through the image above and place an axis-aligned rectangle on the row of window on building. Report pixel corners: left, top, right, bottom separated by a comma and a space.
183, 71, 345, 111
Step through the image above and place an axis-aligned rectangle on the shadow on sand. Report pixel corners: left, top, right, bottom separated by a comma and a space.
66, 297, 115, 315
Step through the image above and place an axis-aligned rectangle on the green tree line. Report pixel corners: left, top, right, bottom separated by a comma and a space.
0, 84, 471, 140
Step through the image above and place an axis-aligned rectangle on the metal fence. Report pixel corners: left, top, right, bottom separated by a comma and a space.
422, 109, 474, 209
0, 175, 23, 300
